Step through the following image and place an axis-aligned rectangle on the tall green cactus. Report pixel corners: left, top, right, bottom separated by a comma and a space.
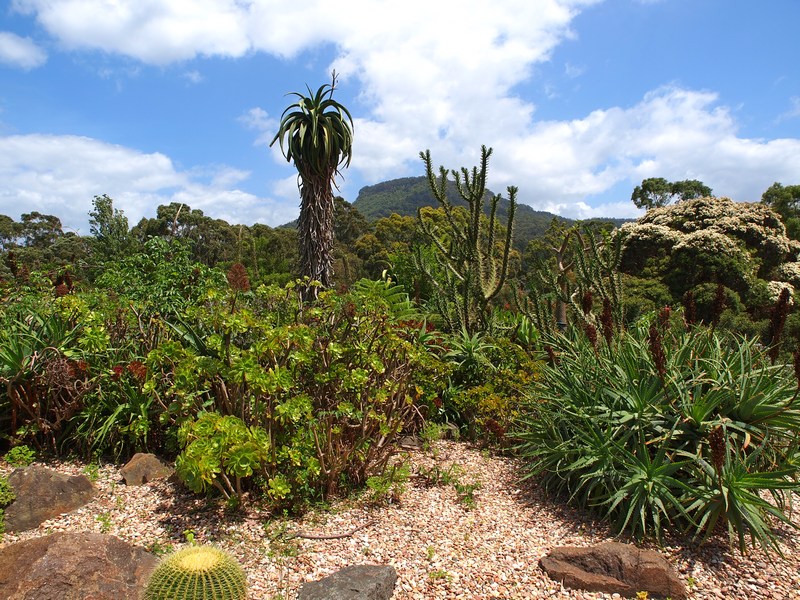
144, 545, 248, 600
570, 229, 625, 329
416, 146, 517, 333
517, 223, 624, 334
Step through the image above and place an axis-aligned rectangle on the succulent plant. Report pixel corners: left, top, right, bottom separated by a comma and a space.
144, 545, 247, 600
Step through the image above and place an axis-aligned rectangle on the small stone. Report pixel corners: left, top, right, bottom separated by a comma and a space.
120, 453, 174, 486
298, 565, 397, 600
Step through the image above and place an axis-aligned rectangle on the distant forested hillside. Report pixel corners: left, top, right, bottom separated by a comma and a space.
352, 176, 627, 251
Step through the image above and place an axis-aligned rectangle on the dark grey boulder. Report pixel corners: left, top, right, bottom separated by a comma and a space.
297, 564, 397, 600
539, 541, 687, 600
0, 531, 159, 600
5, 465, 97, 532
120, 452, 174, 486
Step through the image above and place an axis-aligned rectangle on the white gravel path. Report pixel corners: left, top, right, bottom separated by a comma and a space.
2, 440, 799, 599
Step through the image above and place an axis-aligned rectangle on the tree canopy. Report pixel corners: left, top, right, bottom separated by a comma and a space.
631, 177, 712, 210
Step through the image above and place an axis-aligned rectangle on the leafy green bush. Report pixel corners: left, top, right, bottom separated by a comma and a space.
4, 445, 36, 467
0, 475, 16, 537
69, 358, 158, 461
436, 330, 538, 443
152, 279, 442, 507
97, 237, 225, 319
517, 313, 800, 553
176, 412, 270, 505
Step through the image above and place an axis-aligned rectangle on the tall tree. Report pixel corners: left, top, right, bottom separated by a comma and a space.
20, 212, 63, 248
761, 182, 800, 239
89, 194, 133, 262
631, 177, 712, 210
270, 72, 354, 298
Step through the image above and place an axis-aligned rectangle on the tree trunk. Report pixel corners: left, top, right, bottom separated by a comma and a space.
298, 173, 335, 299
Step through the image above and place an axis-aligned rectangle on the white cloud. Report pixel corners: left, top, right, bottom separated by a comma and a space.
12, 0, 250, 64
475, 86, 800, 217
6, 0, 800, 224
0, 31, 47, 69
182, 69, 203, 84
0, 134, 294, 232
238, 107, 279, 147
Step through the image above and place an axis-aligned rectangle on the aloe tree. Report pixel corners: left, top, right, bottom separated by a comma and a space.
270, 72, 354, 298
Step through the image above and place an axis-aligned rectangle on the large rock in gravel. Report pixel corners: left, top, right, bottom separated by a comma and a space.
5, 465, 97, 532
120, 452, 174, 485
539, 541, 687, 600
297, 564, 397, 600
0, 532, 159, 600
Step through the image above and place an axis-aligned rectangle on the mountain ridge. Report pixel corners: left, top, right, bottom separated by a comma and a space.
283, 176, 630, 251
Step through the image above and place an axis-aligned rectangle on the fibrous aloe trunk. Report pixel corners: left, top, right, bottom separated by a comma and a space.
297, 163, 336, 300
416, 146, 517, 333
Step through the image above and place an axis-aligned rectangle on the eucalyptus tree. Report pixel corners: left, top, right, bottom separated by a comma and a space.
270, 72, 354, 298
89, 194, 133, 263
631, 177, 712, 210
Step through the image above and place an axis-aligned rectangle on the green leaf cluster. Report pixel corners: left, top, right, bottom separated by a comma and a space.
176, 412, 270, 504
151, 278, 444, 507
517, 315, 800, 554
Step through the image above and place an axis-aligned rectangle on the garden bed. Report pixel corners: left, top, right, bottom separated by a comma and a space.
2, 440, 798, 599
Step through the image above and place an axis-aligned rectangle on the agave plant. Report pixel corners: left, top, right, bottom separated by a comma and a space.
0, 312, 85, 449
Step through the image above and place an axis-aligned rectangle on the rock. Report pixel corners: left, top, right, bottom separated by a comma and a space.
5, 466, 97, 532
539, 541, 688, 600
441, 422, 460, 439
398, 436, 423, 450
120, 453, 174, 486
297, 564, 397, 600
0, 531, 159, 600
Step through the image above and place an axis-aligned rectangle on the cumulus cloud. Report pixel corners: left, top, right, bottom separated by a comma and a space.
0, 31, 47, 69
12, 0, 250, 64
477, 86, 800, 218
0, 134, 296, 232
7, 0, 800, 223
238, 107, 279, 147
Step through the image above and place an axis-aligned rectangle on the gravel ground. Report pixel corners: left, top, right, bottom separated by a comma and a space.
2, 440, 799, 599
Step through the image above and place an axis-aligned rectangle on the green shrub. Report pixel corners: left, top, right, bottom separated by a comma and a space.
71, 359, 157, 461
153, 280, 442, 507
176, 412, 270, 505
437, 331, 538, 443
143, 545, 247, 600
517, 313, 800, 553
4, 445, 36, 467
0, 475, 16, 537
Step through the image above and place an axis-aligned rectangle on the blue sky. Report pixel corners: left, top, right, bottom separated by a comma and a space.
1, 0, 799, 234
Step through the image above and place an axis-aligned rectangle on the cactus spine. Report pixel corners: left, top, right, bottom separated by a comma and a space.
144, 545, 248, 600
